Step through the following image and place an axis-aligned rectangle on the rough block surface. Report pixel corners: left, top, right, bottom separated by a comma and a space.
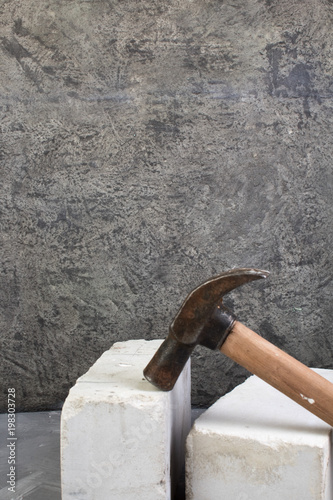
61, 339, 191, 500
186, 368, 333, 500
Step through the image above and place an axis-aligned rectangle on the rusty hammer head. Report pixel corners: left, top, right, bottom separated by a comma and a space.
143, 268, 269, 391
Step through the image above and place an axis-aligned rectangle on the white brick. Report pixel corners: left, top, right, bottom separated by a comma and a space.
61, 339, 191, 500
186, 368, 333, 500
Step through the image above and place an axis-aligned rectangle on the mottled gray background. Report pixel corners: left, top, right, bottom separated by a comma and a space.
1, 0, 332, 411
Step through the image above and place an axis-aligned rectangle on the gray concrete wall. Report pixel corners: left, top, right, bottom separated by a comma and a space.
1, 0, 332, 411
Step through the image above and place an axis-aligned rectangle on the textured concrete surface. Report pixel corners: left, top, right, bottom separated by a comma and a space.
1, 0, 332, 411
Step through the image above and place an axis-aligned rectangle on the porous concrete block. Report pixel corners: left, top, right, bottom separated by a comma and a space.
186, 368, 333, 500
61, 339, 191, 500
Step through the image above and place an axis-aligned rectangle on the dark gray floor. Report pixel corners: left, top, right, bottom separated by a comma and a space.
0, 411, 61, 500
0, 409, 204, 500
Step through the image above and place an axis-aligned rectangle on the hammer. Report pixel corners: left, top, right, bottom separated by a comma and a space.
144, 268, 333, 427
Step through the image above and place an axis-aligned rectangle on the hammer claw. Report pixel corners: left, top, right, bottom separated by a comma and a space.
171, 268, 269, 344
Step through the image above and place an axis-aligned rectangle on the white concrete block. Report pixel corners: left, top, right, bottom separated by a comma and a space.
61, 339, 191, 500
186, 368, 333, 500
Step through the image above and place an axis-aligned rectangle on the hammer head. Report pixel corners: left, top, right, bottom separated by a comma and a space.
143, 268, 269, 391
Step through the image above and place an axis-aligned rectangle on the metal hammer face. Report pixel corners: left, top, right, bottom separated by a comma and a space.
143, 268, 269, 391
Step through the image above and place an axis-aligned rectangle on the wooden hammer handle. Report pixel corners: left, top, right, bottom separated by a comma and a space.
221, 321, 333, 427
